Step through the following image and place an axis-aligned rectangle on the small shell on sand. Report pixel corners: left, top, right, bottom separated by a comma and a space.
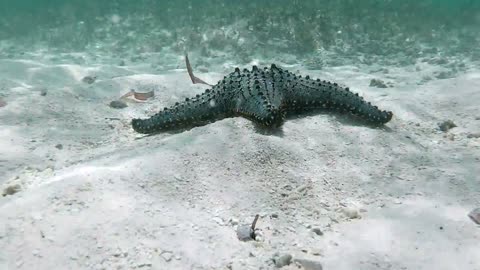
119, 89, 154, 102
468, 208, 480, 225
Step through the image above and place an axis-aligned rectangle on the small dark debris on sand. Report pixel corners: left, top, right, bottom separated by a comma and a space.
2, 184, 21, 196
82, 76, 97, 84
236, 214, 260, 241
369, 79, 388, 88
438, 120, 457, 132
55, 144, 63, 150
312, 228, 323, 236
109, 100, 128, 109
468, 208, 480, 225
467, 132, 480, 139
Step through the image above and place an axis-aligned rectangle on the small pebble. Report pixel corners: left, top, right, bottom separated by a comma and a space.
255, 235, 264, 242
467, 133, 480, 138
310, 248, 322, 256
2, 184, 21, 196
254, 229, 264, 241
369, 79, 388, 88
40, 89, 47, 96
161, 252, 173, 262
137, 262, 152, 268
0, 99, 6, 107
311, 228, 323, 236
274, 254, 292, 268
236, 225, 254, 241
342, 207, 360, 219
468, 208, 480, 225
229, 218, 239, 226
438, 120, 456, 132
82, 76, 96, 84
212, 217, 224, 225
294, 258, 323, 270
109, 100, 128, 109
55, 144, 63, 150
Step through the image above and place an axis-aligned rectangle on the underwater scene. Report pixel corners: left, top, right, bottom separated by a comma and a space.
1, 1, 479, 269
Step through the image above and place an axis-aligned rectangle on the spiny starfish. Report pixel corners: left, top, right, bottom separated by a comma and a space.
131, 64, 393, 134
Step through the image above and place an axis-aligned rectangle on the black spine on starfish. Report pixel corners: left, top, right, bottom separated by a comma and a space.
131, 65, 393, 134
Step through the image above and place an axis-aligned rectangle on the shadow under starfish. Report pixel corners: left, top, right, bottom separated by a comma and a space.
131, 55, 393, 136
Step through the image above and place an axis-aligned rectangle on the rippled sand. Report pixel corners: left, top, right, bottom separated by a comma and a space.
1, 54, 479, 270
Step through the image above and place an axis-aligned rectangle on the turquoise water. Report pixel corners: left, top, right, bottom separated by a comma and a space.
1, 0, 479, 66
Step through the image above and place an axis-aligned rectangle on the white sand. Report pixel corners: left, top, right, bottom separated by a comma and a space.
0, 54, 479, 270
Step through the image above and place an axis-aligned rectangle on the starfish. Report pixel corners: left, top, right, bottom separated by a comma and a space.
131, 61, 393, 134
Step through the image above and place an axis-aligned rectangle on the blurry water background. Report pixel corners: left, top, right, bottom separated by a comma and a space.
0, 0, 479, 72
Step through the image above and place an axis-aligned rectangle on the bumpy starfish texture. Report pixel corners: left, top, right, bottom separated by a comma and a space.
132, 65, 393, 134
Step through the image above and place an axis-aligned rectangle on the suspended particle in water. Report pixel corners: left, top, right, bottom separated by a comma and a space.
111, 14, 121, 24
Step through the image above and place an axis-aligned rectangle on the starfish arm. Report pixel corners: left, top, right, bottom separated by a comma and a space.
279, 70, 393, 124
132, 85, 233, 134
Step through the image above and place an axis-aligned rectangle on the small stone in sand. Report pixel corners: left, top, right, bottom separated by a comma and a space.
438, 120, 457, 132
467, 133, 480, 139
229, 217, 239, 226
312, 228, 323, 236
236, 225, 254, 241
161, 252, 173, 262
55, 144, 63, 150
342, 207, 360, 219
468, 208, 480, 225
273, 254, 292, 268
137, 262, 152, 268
294, 258, 323, 270
109, 100, 128, 109
2, 184, 21, 196
82, 76, 97, 84
369, 79, 388, 88
40, 89, 47, 96
0, 99, 6, 107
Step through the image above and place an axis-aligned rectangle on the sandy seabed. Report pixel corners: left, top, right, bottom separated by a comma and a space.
0, 53, 479, 270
